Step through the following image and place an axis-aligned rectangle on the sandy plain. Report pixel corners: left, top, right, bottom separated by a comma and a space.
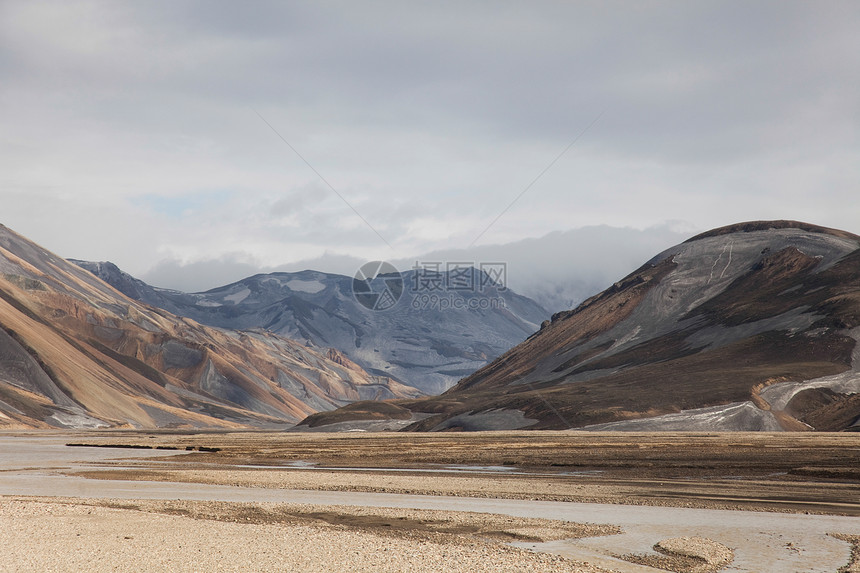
2, 430, 859, 572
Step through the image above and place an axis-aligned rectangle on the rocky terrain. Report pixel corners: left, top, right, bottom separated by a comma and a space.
0, 224, 418, 429
74, 261, 549, 394
305, 221, 860, 431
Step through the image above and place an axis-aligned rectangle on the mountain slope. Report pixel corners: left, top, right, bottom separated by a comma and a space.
0, 225, 417, 429
74, 263, 549, 394
303, 221, 860, 432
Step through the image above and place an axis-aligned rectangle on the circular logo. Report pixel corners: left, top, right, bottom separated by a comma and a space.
352, 261, 403, 311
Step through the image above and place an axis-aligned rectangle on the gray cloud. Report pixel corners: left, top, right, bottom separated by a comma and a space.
1, 1, 857, 284
141, 254, 264, 294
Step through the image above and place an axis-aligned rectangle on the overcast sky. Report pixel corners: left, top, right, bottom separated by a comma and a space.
2, 1, 858, 292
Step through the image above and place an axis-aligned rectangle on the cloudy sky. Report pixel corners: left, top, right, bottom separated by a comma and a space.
2, 1, 858, 293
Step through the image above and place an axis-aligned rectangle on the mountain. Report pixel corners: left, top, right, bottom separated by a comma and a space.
0, 224, 417, 429
73, 262, 549, 395
301, 221, 860, 432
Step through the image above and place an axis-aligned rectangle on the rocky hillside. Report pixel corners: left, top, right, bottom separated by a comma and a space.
73, 262, 549, 395
302, 221, 860, 432
0, 225, 418, 429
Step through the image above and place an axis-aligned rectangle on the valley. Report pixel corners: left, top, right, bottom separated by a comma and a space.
4, 220, 860, 571
6, 4, 859, 571
73, 261, 549, 395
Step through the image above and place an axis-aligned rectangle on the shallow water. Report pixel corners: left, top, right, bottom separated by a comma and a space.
0, 434, 186, 470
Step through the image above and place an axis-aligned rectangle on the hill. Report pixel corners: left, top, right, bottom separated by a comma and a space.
302, 221, 860, 431
0, 225, 417, 429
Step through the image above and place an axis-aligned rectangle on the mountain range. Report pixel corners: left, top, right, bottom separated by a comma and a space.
6, 219, 859, 432
302, 221, 860, 432
0, 224, 417, 429
72, 261, 549, 395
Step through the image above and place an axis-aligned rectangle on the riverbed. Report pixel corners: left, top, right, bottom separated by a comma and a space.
2, 433, 859, 572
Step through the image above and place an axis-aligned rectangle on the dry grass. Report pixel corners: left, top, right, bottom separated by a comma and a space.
63, 430, 860, 515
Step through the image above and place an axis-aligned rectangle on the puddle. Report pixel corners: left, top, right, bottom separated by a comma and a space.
0, 435, 186, 471
235, 461, 537, 475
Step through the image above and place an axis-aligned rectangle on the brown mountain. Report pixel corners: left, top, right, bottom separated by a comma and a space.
0, 225, 418, 429
301, 221, 860, 432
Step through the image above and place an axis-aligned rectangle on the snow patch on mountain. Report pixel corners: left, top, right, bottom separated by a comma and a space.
286, 279, 326, 293
224, 288, 251, 304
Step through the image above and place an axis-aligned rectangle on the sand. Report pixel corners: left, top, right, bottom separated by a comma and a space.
0, 497, 614, 573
